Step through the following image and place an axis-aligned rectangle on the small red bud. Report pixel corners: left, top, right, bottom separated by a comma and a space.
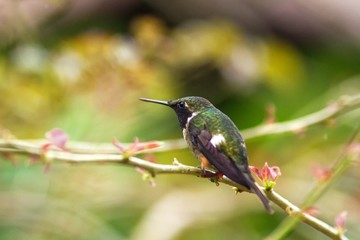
45, 128, 68, 150
335, 211, 347, 234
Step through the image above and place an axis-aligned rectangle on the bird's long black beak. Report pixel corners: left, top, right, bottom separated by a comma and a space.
139, 98, 169, 106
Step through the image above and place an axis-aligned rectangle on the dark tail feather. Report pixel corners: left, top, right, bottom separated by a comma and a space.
243, 175, 273, 214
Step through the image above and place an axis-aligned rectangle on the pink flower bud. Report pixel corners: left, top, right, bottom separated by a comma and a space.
250, 162, 281, 189
45, 128, 68, 150
335, 211, 347, 234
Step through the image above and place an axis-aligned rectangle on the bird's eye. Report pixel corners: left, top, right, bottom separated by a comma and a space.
178, 101, 186, 109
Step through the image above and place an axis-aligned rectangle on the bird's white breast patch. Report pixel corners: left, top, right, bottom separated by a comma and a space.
183, 112, 198, 139
210, 133, 226, 147
187, 112, 198, 124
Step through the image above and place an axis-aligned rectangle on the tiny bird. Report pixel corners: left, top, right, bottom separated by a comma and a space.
140, 96, 272, 213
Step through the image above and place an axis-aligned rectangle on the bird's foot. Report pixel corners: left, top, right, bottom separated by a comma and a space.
215, 172, 224, 179
198, 167, 216, 178
197, 167, 223, 186
209, 172, 224, 186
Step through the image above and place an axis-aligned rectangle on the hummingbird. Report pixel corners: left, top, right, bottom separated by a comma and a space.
140, 96, 272, 213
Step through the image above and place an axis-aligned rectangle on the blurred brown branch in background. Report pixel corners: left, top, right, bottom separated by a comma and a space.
1, 94, 359, 154
243, 94, 360, 139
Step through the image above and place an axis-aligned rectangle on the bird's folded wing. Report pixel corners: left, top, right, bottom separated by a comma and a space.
194, 129, 250, 189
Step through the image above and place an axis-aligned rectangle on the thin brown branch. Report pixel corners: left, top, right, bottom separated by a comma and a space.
265, 191, 347, 240
242, 94, 360, 139
0, 141, 349, 239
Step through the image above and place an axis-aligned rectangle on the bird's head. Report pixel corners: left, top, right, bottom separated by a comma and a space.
140, 96, 213, 128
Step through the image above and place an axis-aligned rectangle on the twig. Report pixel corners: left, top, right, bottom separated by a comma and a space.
265, 191, 346, 240
242, 94, 360, 139
0, 141, 349, 239
0, 139, 250, 192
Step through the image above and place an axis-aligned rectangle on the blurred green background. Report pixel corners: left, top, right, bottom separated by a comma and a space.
0, 0, 360, 239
